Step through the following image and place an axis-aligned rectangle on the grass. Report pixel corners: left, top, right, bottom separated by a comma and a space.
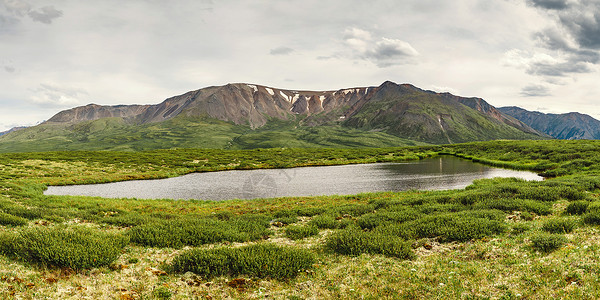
1, 140, 600, 297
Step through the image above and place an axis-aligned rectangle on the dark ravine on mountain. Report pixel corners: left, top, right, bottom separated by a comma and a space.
499, 106, 600, 140
0, 81, 548, 152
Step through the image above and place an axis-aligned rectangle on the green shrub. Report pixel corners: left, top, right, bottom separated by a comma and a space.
285, 225, 319, 240
171, 243, 314, 280
325, 227, 414, 259
530, 233, 567, 253
152, 287, 172, 300
329, 204, 375, 218
475, 198, 551, 215
582, 211, 600, 225
566, 201, 590, 215
7, 227, 128, 270
517, 186, 561, 202
587, 202, 600, 213
101, 213, 153, 227
309, 214, 337, 229
0, 212, 28, 226
274, 210, 298, 219
511, 223, 529, 235
128, 215, 270, 248
273, 216, 299, 225
357, 209, 420, 230
2, 206, 43, 220
521, 211, 534, 221
542, 218, 577, 234
293, 207, 325, 217
400, 212, 507, 242
555, 186, 587, 201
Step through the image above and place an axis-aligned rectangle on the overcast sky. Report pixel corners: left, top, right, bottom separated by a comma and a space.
1, 0, 599, 131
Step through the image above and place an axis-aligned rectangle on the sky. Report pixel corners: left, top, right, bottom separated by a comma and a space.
1, 0, 600, 131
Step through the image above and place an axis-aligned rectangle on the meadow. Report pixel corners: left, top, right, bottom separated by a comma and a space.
0, 140, 600, 298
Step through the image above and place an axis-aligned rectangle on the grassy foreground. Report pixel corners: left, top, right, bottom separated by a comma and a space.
0, 140, 600, 298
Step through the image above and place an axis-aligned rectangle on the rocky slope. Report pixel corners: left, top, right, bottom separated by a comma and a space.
499, 106, 600, 140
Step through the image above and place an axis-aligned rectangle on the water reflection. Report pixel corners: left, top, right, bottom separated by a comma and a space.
45, 156, 543, 200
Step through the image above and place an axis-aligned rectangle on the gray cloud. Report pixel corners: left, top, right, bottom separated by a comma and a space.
269, 46, 294, 55
516, 0, 600, 80
27, 6, 62, 24
520, 84, 552, 97
3, 0, 31, 16
4, 65, 14, 73
528, 0, 569, 10
1, 1, 62, 24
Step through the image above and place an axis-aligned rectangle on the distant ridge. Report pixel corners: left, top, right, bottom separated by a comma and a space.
0, 126, 27, 137
499, 106, 600, 140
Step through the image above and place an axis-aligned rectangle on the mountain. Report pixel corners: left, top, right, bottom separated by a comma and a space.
0, 126, 27, 137
498, 106, 600, 140
0, 81, 546, 152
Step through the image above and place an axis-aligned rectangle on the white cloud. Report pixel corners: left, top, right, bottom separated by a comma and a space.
29, 84, 87, 107
342, 27, 419, 67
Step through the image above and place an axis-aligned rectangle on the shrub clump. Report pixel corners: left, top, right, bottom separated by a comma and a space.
325, 227, 414, 259
565, 201, 589, 215
582, 211, 600, 225
171, 243, 314, 280
128, 215, 270, 248
530, 233, 567, 253
309, 214, 337, 229
541, 218, 577, 234
0, 212, 28, 226
0, 226, 128, 270
357, 209, 420, 230
511, 223, 530, 235
396, 210, 507, 242
285, 225, 319, 240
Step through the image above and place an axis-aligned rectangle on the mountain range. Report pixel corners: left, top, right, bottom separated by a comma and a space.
0, 81, 552, 152
498, 106, 600, 140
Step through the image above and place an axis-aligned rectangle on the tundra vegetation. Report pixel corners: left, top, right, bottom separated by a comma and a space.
0, 140, 599, 298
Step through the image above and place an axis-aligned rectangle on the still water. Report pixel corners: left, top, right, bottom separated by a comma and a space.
45, 157, 543, 200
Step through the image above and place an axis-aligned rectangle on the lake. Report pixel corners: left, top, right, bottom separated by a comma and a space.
45, 156, 543, 200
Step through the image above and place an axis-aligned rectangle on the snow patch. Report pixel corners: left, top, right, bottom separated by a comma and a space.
292, 93, 300, 103
280, 91, 291, 101
265, 87, 275, 96
365, 88, 369, 94
319, 95, 325, 103
247, 84, 258, 93
342, 89, 360, 95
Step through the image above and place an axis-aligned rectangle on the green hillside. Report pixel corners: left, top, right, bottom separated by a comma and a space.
346, 89, 544, 143
0, 116, 425, 152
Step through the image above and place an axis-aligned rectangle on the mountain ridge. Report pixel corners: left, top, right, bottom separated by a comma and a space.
0, 81, 548, 152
